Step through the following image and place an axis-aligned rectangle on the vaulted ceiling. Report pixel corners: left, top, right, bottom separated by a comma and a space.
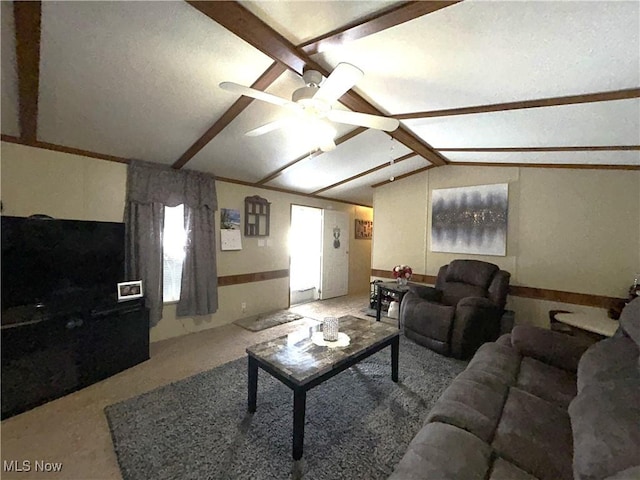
2, 1, 639, 207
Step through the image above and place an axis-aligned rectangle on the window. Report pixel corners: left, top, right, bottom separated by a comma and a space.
163, 205, 186, 302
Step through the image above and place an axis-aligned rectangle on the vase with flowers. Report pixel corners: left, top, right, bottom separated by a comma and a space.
393, 265, 412, 286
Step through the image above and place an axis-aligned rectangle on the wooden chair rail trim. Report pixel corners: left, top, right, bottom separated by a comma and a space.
370, 269, 625, 309
218, 269, 289, 287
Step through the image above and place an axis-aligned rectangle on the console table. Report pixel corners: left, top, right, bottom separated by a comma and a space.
550, 310, 618, 340
1, 300, 149, 419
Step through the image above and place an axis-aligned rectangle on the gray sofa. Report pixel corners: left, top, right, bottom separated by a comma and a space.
390, 297, 640, 480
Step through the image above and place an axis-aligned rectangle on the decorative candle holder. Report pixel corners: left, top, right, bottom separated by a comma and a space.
323, 317, 339, 342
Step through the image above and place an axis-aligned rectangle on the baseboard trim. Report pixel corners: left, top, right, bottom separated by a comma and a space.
370, 269, 624, 309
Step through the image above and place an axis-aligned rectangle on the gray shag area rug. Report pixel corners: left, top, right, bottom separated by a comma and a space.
233, 310, 304, 332
104, 335, 467, 480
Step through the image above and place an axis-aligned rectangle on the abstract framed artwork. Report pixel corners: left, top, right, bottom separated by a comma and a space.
355, 219, 373, 239
431, 183, 508, 256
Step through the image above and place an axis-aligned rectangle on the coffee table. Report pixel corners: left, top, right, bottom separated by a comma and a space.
246, 315, 400, 460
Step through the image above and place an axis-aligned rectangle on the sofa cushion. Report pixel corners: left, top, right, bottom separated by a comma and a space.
516, 357, 577, 408
404, 328, 449, 356
619, 297, 640, 345
403, 301, 454, 343
441, 282, 487, 306
511, 325, 592, 372
489, 458, 539, 480
604, 465, 640, 480
466, 342, 521, 388
445, 260, 499, 288
492, 387, 574, 480
569, 382, 640, 480
426, 368, 509, 442
577, 335, 639, 393
388, 422, 492, 480
407, 285, 441, 302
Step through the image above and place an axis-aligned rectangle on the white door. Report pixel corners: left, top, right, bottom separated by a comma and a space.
320, 210, 349, 299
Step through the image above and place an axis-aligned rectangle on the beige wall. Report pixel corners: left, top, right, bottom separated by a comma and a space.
1, 142, 127, 222
1, 142, 373, 342
372, 172, 429, 273
372, 164, 640, 327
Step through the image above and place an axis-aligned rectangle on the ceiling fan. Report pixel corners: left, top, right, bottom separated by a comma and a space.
219, 63, 400, 152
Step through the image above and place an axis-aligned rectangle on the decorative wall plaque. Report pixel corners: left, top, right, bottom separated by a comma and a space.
244, 195, 270, 237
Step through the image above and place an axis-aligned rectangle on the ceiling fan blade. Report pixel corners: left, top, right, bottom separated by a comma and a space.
219, 82, 299, 109
327, 110, 400, 132
313, 63, 363, 104
320, 139, 337, 152
245, 118, 292, 137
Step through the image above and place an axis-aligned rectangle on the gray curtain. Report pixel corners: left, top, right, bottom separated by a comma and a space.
176, 205, 218, 316
125, 160, 218, 327
125, 202, 165, 324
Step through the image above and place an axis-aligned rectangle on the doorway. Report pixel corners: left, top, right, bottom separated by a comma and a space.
289, 205, 322, 306
289, 205, 350, 306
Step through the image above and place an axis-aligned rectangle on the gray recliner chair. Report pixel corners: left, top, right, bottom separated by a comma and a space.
400, 260, 510, 359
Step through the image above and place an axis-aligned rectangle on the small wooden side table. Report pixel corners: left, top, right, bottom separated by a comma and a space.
375, 282, 415, 327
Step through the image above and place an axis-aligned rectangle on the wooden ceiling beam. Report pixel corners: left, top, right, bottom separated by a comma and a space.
394, 88, 640, 120
188, 1, 306, 74
13, 1, 42, 143
187, 1, 448, 167
216, 176, 372, 208
171, 62, 286, 169
371, 165, 437, 187
174, 0, 454, 170
256, 127, 367, 184
312, 152, 416, 195
438, 145, 640, 152
449, 162, 640, 171
1, 134, 131, 164
299, 1, 462, 55
369, 160, 640, 187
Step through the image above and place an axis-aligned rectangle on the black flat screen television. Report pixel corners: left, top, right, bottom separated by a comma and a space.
1, 216, 125, 313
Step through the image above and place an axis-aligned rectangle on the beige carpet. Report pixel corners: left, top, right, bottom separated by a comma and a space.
233, 310, 304, 331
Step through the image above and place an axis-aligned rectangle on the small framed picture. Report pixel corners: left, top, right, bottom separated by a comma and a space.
117, 280, 143, 302
355, 219, 373, 240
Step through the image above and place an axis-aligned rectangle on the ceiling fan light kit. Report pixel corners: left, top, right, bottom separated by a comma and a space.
219, 62, 400, 152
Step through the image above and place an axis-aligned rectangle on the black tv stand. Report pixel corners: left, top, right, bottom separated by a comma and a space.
1, 299, 149, 419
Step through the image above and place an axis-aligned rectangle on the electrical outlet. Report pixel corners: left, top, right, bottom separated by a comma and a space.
241, 302, 246, 313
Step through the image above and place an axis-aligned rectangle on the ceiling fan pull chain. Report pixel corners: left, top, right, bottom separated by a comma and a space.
389, 138, 395, 166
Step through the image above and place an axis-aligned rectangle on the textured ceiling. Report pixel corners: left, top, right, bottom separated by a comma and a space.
1, 0, 639, 207
317, 1, 640, 112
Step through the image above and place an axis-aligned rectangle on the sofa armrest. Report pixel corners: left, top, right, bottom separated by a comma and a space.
450, 297, 502, 359
408, 285, 442, 302
511, 325, 593, 372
